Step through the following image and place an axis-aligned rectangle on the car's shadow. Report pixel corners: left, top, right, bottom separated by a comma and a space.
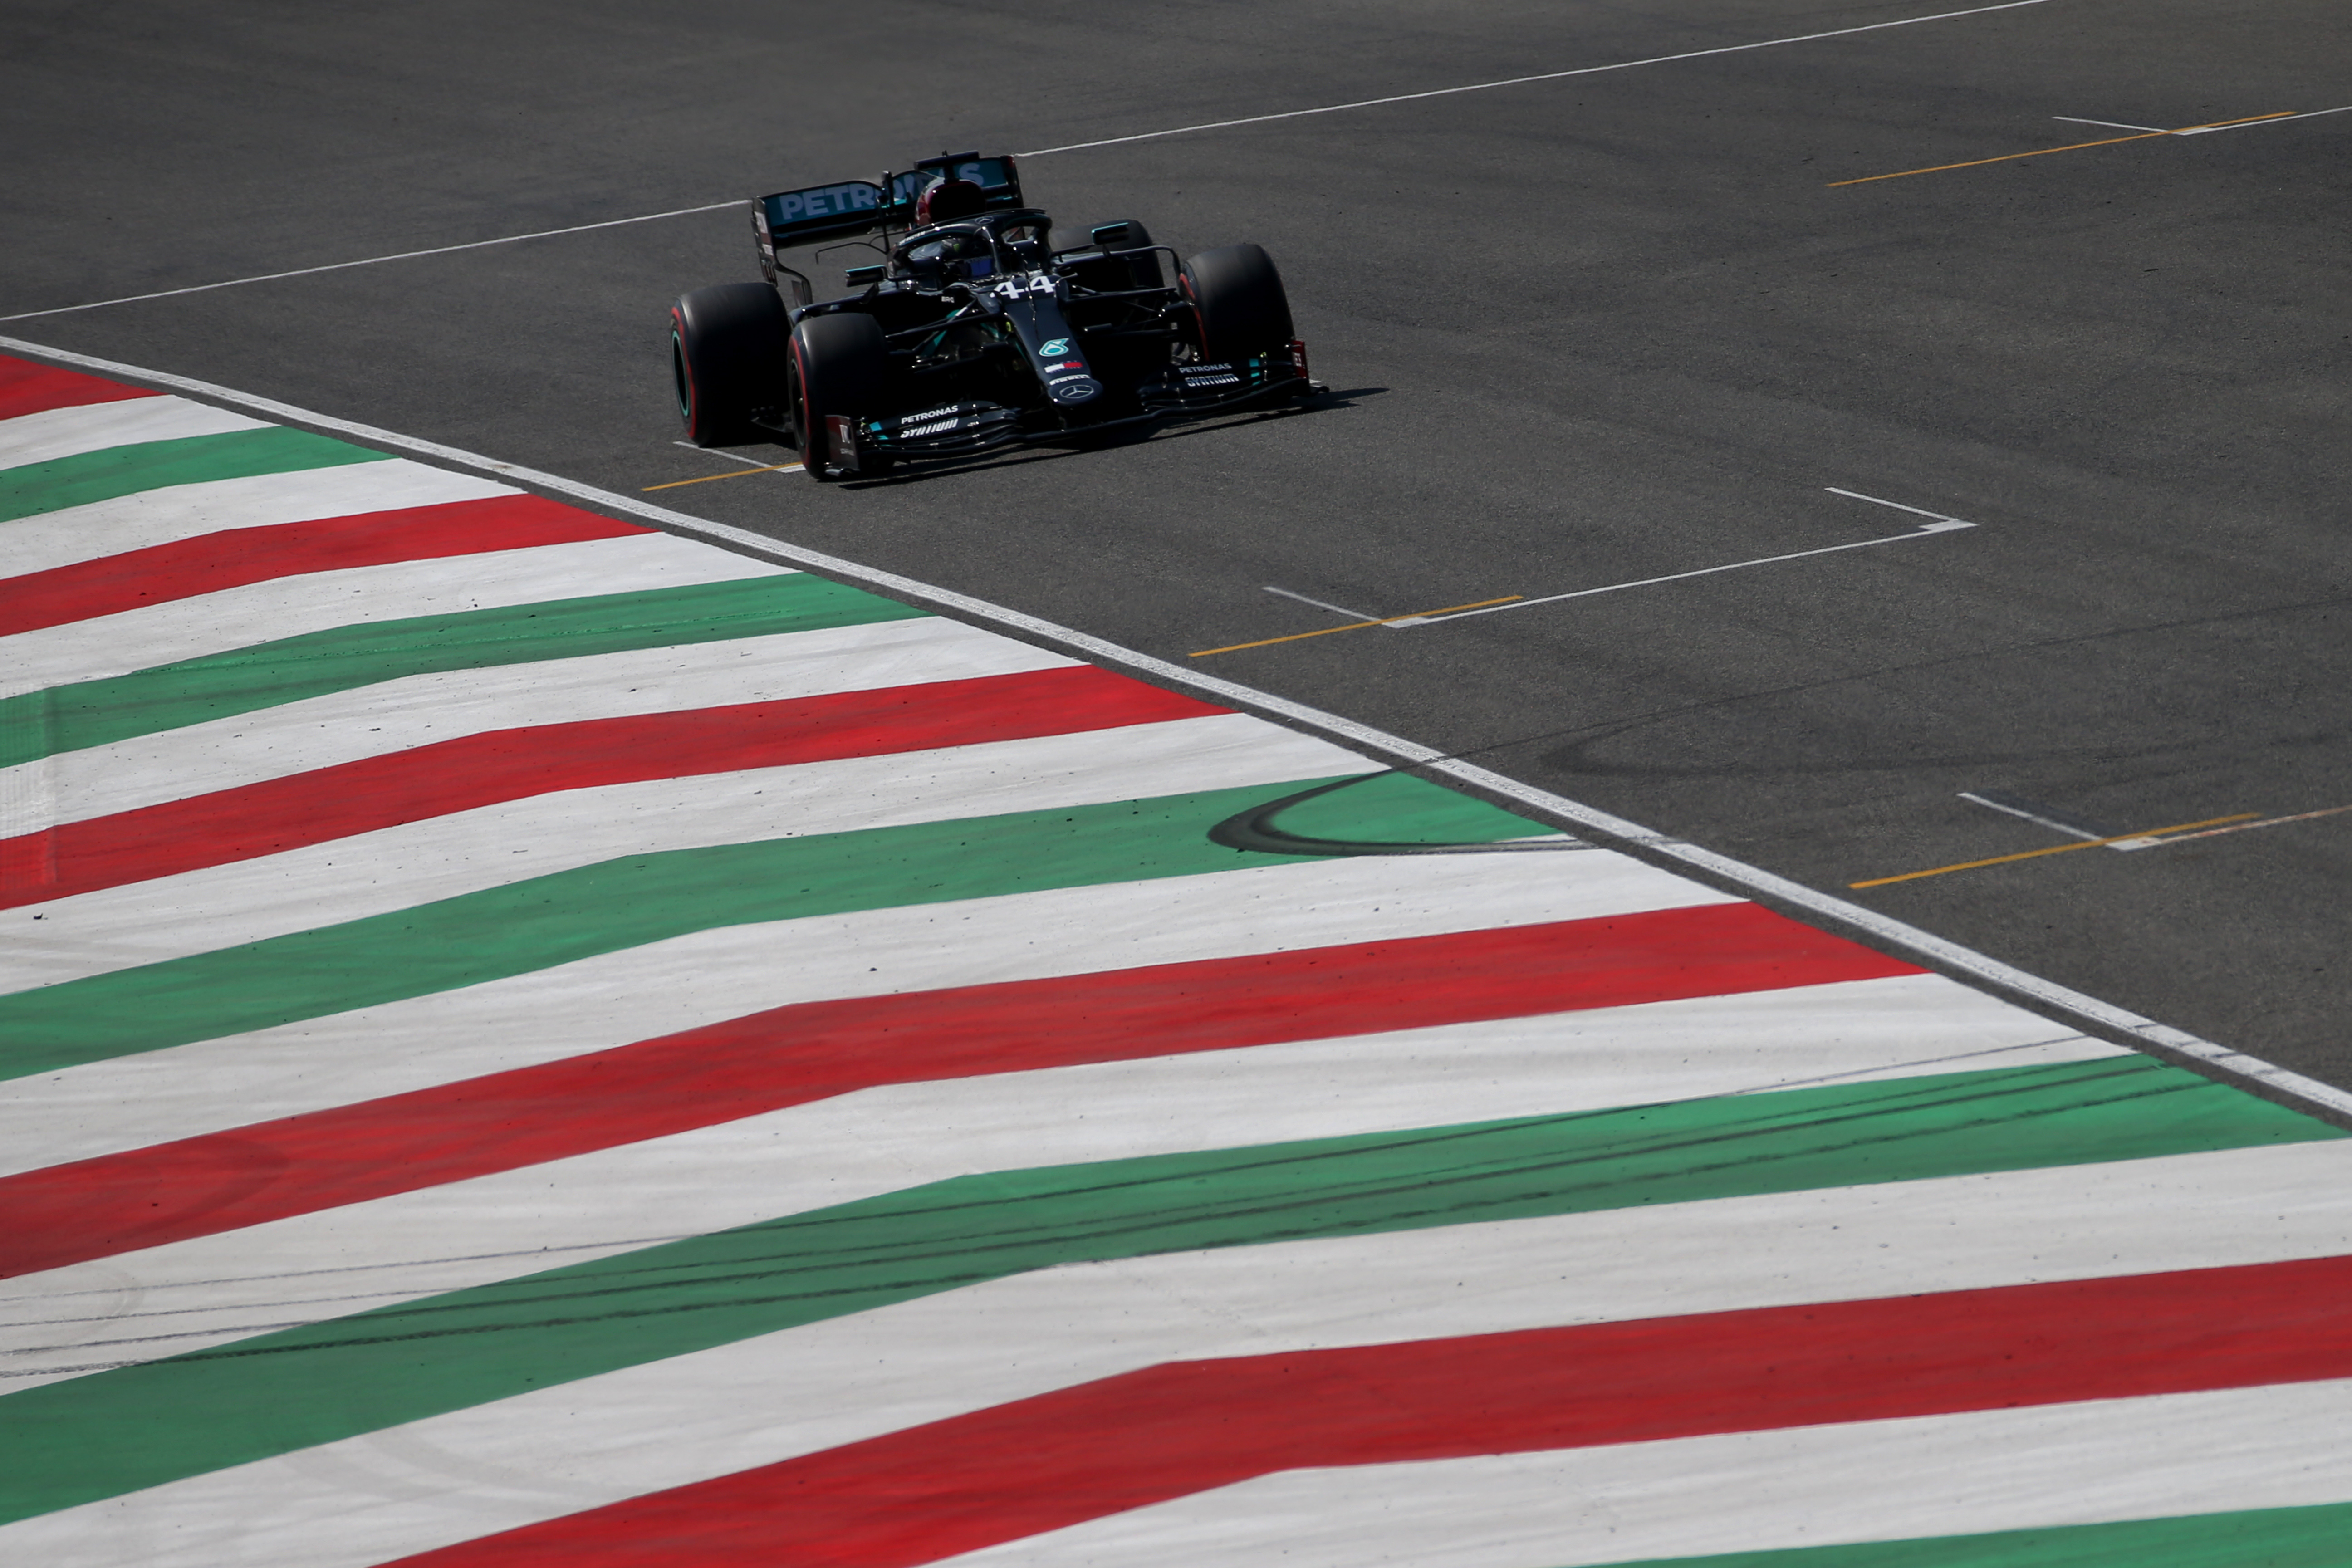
833, 385, 1389, 489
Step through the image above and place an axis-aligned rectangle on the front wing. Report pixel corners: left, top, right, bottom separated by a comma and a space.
843, 343, 1317, 470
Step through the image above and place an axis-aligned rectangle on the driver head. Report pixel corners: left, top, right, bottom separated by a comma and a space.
915, 178, 986, 225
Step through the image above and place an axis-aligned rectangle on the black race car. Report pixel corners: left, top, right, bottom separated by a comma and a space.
667, 152, 1319, 479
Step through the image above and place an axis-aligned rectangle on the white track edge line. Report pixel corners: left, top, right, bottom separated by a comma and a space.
1013, 0, 2064, 156
0, 203, 748, 325
5, 329, 2345, 1125
0, 2, 2061, 326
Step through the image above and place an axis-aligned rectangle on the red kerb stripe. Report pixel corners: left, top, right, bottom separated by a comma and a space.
0, 356, 162, 421
1, 663, 1216, 910
387, 1251, 2352, 1568
0, 494, 640, 634
0, 902, 1910, 1278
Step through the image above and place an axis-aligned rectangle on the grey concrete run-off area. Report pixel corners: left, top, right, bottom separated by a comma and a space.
4, 0, 2346, 1087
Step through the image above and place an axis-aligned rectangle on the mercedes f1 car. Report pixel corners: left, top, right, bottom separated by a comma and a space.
667, 152, 1319, 479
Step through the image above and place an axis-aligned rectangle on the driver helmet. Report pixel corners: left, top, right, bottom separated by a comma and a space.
915, 178, 986, 225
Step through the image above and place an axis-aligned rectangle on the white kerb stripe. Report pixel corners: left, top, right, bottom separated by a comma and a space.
5, 713, 1361, 990
0, 848, 1723, 1176
0, 975, 2112, 1379
9, 1140, 2343, 1568
0, 530, 789, 701
937, 1379, 2352, 1568
12, 331, 2344, 1124
8, 616, 1064, 830
0, 458, 512, 582
0, 395, 264, 471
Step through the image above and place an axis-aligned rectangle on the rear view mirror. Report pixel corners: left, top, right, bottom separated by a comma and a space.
844, 263, 887, 285
1089, 222, 1133, 247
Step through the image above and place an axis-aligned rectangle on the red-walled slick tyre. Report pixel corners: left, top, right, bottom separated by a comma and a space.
1179, 244, 1293, 363
670, 282, 788, 446
789, 312, 889, 480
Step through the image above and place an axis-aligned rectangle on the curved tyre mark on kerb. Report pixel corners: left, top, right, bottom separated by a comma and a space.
1209, 773, 1593, 857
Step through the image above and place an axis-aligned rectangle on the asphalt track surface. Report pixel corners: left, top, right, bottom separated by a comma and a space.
4, 0, 2346, 1090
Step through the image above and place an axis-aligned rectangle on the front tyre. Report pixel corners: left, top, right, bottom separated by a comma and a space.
789, 312, 889, 481
670, 283, 788, 446
1179, 244, 1293, 363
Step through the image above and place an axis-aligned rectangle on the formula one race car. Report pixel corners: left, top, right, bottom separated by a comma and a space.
667, 152, 1318, 479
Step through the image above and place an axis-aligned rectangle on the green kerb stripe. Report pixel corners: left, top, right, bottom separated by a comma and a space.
0, 572, 921, 768
0, 1057, 2325, 1524
1596, 1497, 2352, 1568
0, 427, 386, 524
0, 773, 1539, 1074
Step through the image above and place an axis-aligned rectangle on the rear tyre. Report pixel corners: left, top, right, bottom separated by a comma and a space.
1179, 244, 1293, 363
789, 312, 889, 481
670, 283, 788, 446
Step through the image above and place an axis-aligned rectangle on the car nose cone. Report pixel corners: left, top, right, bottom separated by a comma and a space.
1048, 376, 1102, 404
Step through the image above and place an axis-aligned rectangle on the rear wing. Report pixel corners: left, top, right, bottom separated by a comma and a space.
753, 153, 1024, 280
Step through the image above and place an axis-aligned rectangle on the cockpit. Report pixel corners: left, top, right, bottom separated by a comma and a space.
897, 229, 995, 284
889, 212, 1054, 292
